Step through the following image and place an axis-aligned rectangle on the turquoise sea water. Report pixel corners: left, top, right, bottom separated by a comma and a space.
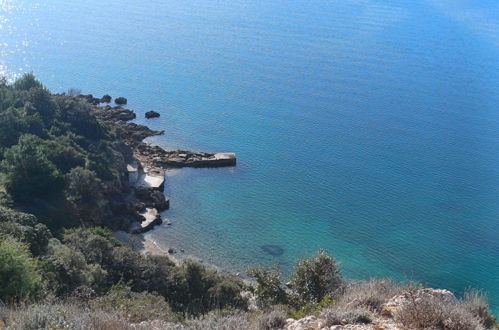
1, 0, 498, 313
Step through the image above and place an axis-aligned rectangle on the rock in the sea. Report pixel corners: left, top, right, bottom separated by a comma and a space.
101, 94, 112, 103
115, 96, 128, 105
150, 191, 170, 211
145, 110, 160, 119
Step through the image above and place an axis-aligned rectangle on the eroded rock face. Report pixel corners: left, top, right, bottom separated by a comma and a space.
145, 110, 160, 118
381, 288, 457, 317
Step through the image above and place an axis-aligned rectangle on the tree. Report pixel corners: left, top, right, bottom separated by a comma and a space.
1, 134, 64, 201
13, 73, 42, 91
291, 249, 343, 303
65, 167, 103, 223
249, 265, 288, 308
0, 236, 42, 302
42, 238, 107, 295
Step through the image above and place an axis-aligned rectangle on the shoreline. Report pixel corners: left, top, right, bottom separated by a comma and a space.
94, 100, 239, 276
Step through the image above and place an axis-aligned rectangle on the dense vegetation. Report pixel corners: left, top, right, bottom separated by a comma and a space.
0, 75, 496, 329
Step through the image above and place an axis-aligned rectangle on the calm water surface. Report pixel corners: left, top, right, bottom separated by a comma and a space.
1, 0, 498, 313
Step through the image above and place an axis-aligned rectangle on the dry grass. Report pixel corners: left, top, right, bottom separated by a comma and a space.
462, 290, 497, 329
336, 278, 406, 312
321, 306, 372, 326
3, 303, 133, 330
394, 288, 484, 330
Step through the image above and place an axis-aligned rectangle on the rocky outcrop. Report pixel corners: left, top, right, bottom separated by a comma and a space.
130, 208, 162, 234
145, 110, 160, 118
89, 95, 235, 234
135, 144, 236, 168
95, 106, 136, 121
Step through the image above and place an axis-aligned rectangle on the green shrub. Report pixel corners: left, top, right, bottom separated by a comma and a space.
91, 284, 177, 323
249, 266, 288, 308
291, 249, 343, 303
1, 134, 64, 201
0, 236, 42, 302
4, 303, 132, 330
42, 238, 107, 295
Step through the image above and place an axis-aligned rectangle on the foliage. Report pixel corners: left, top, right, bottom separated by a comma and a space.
0, 207, 51, 255
394, 288, 484, 330
287, 295, 335, 320
249, 265, 288, 308
257, 307, 287, 330
462, 290, 496, 329
65, 167, 103, 223
91, 284, 178, 323
0, 236, 42, 302
291, 249, 343, 303
3, 303, 132, 330
337, 278, 405, 312
1, 134, 64, 200
42, 238, 107, 295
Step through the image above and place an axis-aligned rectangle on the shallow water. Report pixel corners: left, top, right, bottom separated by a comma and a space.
1, 0, 498, 313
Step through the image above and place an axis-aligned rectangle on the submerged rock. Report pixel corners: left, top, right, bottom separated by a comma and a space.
261, 244, 284, 256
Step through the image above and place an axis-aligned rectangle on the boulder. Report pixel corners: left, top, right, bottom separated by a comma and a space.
115, 96, 128, 106
101, 94, 112, 103
150, 191, 170, 211
145, 110, 160, 119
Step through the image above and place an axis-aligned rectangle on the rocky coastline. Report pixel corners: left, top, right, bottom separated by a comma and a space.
86, 95, 236, 235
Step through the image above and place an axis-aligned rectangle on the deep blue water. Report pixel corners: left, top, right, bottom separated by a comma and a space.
1, 0, 498, 314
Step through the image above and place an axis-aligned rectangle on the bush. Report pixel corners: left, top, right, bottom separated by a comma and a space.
394, 289, 483, 330
4, 303, 133, 330
91, 284, 177, 323
1, 134, 64, 201
249, 266, 288, 308
291, 249, 343, 303
321, 306, 372, 326
257, 307, 287, 330
0, 207, 51, 255
337, 278, 404, 312
0, 236, 42, 302
185, 310, 252, 330
42, 238, 107, 295
462, 290, 496, 329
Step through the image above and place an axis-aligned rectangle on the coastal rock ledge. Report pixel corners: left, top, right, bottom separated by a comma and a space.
90, 97, 236, 234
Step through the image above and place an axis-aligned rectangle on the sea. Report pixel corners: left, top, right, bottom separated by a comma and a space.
1, 0, 498, 314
